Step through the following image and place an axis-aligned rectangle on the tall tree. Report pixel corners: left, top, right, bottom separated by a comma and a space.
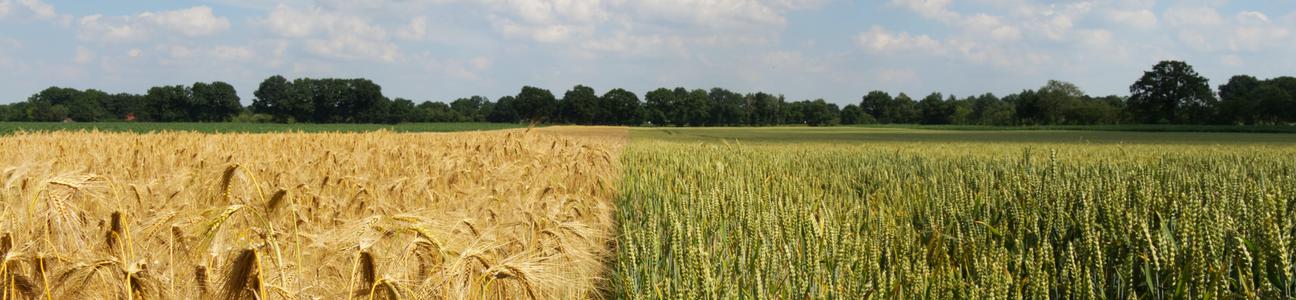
644, 88, 675, 126
252, 75, 293, 121
1218, 75, 1261, 124
513, 86, 557, 124
600, 88, 641, 125
840, 104, 874, 125
1128, 61, 1216, 124
450, 96, 490, 122
675, 88, 710, 126
558, 85, 600, 124
191, 81, 242, 122
860, 91, 892, 123
708, 88, 745, 126
918, 93, 953, 124
891, 93, 919, 124
802, 99, 836, 126
487, 96, 520, 123
748, 92, 784, 125
1251, 85, 1292, 124
145, 85, 193, 122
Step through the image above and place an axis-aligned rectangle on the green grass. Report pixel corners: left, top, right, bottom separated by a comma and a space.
614, 135, 1296, 299
0, 122, 524, 135
634, 126, 1296, 144
847, 124, 1296, 133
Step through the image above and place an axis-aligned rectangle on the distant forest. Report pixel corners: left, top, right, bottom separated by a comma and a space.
2, 60, 1293, 126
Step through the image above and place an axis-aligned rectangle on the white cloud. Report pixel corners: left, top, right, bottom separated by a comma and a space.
74, 46, 95, 63
160, 44, 194, 59
875, 68, 919, 84
415, 53, 495, 80
964, 14, 1021, 41
1075, 29, 1114, 50
78, 15, 149, 42
18, 0, 55, 19
631, 0, 787, 28
1163, 6, 1223, 27
395, 16, 428, 41
127, 48, 142, 58
890, 0, 957, 21
0, 0, 69, 24
1106, 9, 1157, 30
1221, 54, 1243, 67
76, 6, 230, 43
212, 46, 254, 61
265, 4, 386, 39
1229, 11, 1289, 52
855, 26, 942, 54
138, 6, 230, 36
262, 4, 400, 62
580, 32, 688, 58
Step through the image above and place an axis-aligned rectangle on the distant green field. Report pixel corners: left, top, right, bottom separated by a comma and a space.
634, 126, 1296, 144
0, 122, 524, 135
850, 124, 1296, 133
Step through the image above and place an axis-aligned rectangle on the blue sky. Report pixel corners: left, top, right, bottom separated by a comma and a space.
1, 0, 1294, 106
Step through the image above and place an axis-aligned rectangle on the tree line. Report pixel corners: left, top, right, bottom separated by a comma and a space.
1, 60, 1293, 126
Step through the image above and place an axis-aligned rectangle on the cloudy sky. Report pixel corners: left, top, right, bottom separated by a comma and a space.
1, 0, 1293, 105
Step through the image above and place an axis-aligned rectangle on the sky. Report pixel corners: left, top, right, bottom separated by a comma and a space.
1, 0, 1294, 106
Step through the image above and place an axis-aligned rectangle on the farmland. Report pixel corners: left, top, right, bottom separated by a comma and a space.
0, 128, 622, 299
614, 127, 1296, 298
2, 125, 1295, 299
0, 122, 523, 135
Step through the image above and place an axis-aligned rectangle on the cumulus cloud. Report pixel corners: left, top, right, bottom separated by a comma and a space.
262, 4, 400, 62
0, 0, 69, 24
77, 6, 230, 42
1163, 6, 1223, 27
212, 46, 254, 61
74, 46, 95, 63
855, 26, 942, 54
580, 33, 688, 58
1228, 11, 1289, 52
395, 16, 428, 41
1106, 9, 1158, 30
141, 6, 230, 36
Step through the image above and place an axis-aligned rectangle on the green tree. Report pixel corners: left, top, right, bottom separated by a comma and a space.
891, 93, 919, 123
860, 91, 892, 123
802, 99, 837, 126
487, 96, 519, 123
748, 92, 784, 125
600, 88, 641, 125
675, 88, 710, 126
514, 86, 556, 124
1217, 75, 1261, 124
918, 93, 952, 124
252, 75, 310, 123
840, 104, 874, 125
388, 98, 418, 123
1128, 61, 1216, 124
708, 88, 745, 126
644, 88, 675, 126
191, 81, 242, 122
1250, 85, 1292, 124
450, 96, 490, 122
144, 85, 193, 122
558, 85, 600, 124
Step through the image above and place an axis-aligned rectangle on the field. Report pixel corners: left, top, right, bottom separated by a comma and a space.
0, 122, 523, 135
614, 127, 1296, 299
636, 126, 1296, 144
0, 128, 623, 299
2, 126, 1295, 299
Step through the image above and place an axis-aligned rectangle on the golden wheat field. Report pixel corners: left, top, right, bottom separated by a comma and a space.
0, 128, 626, 299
